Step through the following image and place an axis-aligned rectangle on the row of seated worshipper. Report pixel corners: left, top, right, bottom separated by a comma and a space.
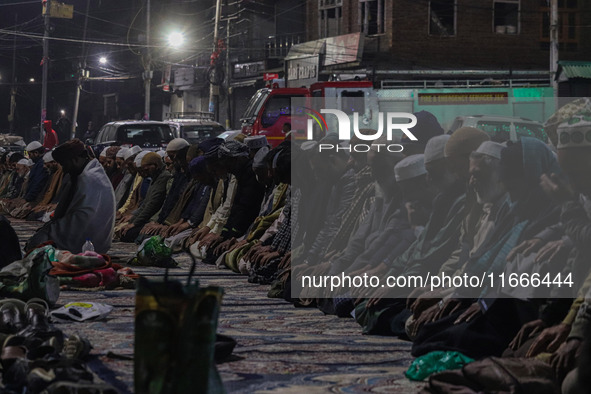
25, 106, 591, 392
0, 141, 55, 220
190, 107, 591, 394
112, 133, 281, 265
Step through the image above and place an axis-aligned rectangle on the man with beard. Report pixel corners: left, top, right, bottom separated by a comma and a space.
407, 141, 511, 338
1, 159, 31, 202
412, 138, 561, 359
355, 129, 489, 336
26, 139, 115, 253
99, 148, 107, 168
139, 138, 191, 237
103, 146, 123, 189
0, 153, 24, 198
113, 146, 141, 208
119, 152, 171, 242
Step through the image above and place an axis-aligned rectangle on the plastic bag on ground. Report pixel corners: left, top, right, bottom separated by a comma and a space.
406, 350, 475, 381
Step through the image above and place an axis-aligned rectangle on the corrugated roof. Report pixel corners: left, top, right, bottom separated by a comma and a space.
558, 61, 591, 79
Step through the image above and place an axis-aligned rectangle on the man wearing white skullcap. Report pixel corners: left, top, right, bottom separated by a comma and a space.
112, 147, 133, 209
115, 146, 143, 211
134, 151, 149, 168
402, 140, 512, 340
43, 151, 54, 164
356, 143, 470, 336
124, 145, 142, 161
0, 157, 34, 213
474, 141, 505, 160
99, 148, 108, 167
423, 135, 456, 193
166, 138, 190, 154
33, 147, 65, 215
2, 159, 31, 199
394, 154, 427, 182
17, 158, 33, 167
424, 135, 451, 164
114, 147, 130, 177
244, 136, 269, 159
116, 147, 129, 158
25, 141, 43, 152
391, 154, 432, 239
116, 147, 129, 161
21, 140, 49, 205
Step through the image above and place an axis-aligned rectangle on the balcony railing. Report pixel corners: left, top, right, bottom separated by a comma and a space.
265, 34, 304, 59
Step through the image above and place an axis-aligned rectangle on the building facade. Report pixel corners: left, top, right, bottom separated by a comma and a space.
297, 0, 590, 84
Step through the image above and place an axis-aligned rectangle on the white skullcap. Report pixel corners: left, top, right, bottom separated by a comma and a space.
252, 146, 270, 169
116, 147, 129, 159
125, 145, 142, 161
395, 154, 427, 182
43, 151, 54, 163
99, 149, 108, 157
134, 151, 149, 167
300, 141, 318, 151
245, 135, 269, 150
424, 135, 451, 164
17, 158, 33, 167
26, 141, 43, 152
156, 150, 166, 158
166, 138, 190, 152
475, 141, 505, 160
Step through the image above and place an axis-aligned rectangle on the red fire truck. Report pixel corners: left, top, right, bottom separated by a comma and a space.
240, 81, 375, 147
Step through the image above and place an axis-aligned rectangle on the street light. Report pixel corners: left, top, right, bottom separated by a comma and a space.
60, 109, 65, 116
99, 56, 107, 65
29, 78, 35, 83
167, 31, 185, 49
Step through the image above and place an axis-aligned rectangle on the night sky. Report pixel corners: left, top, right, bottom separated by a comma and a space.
0, 0, 216, 136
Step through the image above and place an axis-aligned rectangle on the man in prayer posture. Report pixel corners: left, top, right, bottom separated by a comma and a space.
27, 139, 116, 253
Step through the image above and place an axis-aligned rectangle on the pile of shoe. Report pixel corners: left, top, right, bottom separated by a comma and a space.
0, 298, 116, 393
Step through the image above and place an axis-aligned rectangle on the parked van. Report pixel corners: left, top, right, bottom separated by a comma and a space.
448, 115, 547, 142
165, 112, 226, 144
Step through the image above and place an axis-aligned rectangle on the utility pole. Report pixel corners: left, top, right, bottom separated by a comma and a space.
41, 0, 51, 143
72, 0, 90, 140
550, 0, 559, 107
9, 14, 17, 133
225, 17, 236, 129
143, 0, 152, 120
208, 0, 222, 117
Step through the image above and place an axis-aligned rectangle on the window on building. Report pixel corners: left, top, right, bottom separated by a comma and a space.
319, 0, 343, 38
359, 0, 385, 35
429, 0, 456, 36
494, 0, 519, 34
539, 0, 579, 51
